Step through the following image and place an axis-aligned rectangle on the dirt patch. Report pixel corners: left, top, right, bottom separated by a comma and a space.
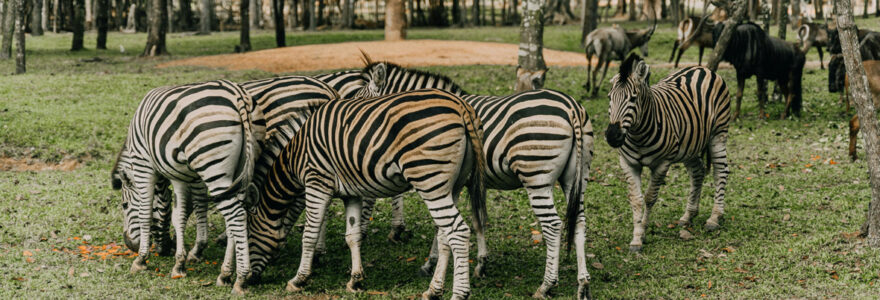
0, 157, 82, 172
157, 40, 591, 73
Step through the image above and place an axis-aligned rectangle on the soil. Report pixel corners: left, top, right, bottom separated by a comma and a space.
0, 157, 81, 172
157, 40, 591, 73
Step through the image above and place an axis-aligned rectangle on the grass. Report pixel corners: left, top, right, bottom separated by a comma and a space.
2, 19, 880, 298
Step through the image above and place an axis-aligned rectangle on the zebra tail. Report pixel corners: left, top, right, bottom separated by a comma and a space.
564, 104, 585, 253
228, 80, 257, 202
461, 98, 488, 235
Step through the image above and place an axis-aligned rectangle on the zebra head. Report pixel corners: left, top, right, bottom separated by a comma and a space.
111, 143, 141, 251
354, 62, 388, 99
606, 53, 650, 148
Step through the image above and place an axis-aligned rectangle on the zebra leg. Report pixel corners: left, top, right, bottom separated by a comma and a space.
187, 200, 209, 265
131, 172, 158, 273
678, 158, 706, 238
620, 157, 645, 252
705, 133, 730, 231
643, 162, 671, 231
215, 192, 251, 294
312, 209, 331, 267
217, 230, 236, 287
287, 183, 333, 293
342, 197, 366, 293
421, 195, 471, 300
152, 179, 174, 257
419, 235, 440, 277
359, 198, 376, 240
559, 154, 591, 300
527, 186, 562, 299
388, 195, 408, 243
170, 181, 193, 279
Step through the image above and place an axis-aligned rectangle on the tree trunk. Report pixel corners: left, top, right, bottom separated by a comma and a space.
342, 0, 351, 28
670, 0, 679, 22
832, 0, 880, 247
628, 0, 636, 20
386, 0, 405, 39
72, 0, 85, 51
250, 0, 259, 29
31, 0, 44, 36
199, 0, 210, 33
239, 0, 251, 51
289, 0, 298, 29
41, 0, 48, 31
472, 0, 480, 25
707, 0, 749, 71
790, 0, 799, 26
428, 0, 446, 26
143, 0, 168, 55
816, 0, 824, 18
581, 0, 597, 45
307, 0, 315, 30
491, 0, 496, 25
52, 0, 59, 32
876, 0, 879, 17
452, 0, 460, 24
14, 0, 25, 73
777, 0, 787, 39
863, 0, 869, 17
273, 0, 284, 46
1, 0, 14, 59
97, 0, 108, 49
517, 0, 546, 92
86, 0, 93, 29
178, 0, 193, 30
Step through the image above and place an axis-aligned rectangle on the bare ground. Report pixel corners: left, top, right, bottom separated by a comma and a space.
0, 157, 82, 172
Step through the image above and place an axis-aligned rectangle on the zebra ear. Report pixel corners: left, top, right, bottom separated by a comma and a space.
373, 63, 387, 87
635, 61, 650, 83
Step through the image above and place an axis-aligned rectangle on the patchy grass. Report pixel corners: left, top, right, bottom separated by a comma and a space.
2, 19, 880, 298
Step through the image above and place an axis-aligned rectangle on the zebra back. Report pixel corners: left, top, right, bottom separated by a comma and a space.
354, 62, 467, 99
313, 70, 365, 99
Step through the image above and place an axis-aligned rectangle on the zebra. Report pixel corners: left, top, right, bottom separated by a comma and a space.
248, 88, 488, 299
313, 70, 365, 99
111, 79, 259, 294
605, 54, 730, 252
354, 61, 594, 299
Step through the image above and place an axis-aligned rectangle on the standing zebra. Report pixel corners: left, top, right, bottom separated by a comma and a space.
313, 70, 365, 99
111, 79, 258, 294
249, 89, 487, 299
605, 54, 730, 252
354, 61, 594, 299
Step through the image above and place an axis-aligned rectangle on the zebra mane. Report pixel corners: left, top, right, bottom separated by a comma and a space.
618, 53, 642, 81
363, 61, 468, 94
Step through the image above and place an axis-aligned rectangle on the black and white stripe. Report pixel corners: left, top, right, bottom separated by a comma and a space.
605, 54, 730, 252
111, 79, 258, 294
355, 62, 595, 299
249, 89, 487, 299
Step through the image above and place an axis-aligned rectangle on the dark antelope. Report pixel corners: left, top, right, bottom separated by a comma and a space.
669, 16, 715, 68
583, 18, 657, 97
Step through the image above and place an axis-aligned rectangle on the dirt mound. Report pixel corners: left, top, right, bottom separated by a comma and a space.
157, 40, 591, 73
0, 157, 81, 171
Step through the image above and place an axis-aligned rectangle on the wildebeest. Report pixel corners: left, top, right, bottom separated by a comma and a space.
583, 19, 656, 97
827, 28, 880, 59
669, 16, 715, 68
797, 21, 830, 69
713, 22, 806, 120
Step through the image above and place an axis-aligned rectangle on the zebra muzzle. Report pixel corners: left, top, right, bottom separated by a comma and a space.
606, 123, 625, 148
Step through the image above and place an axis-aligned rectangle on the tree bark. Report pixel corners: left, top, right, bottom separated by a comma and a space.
452, 0, 461, 25
289, 0, 298, 29
472, 0, 481, 25
790, 0, 799, 27
1, 0, 14, 59
199, 0, 210, 34
41, 0, 48, 31
428, 0, 446, 26
707, 0, 748, 71
14, 0, 25, 73
581, 0, 597, 45
72, 0, 85, 51
833, 0, 880, 247
863, 0, 869, 17
31, 0, 44, 36
386, 0, 405, 40
178, 0, 193, 30
342, 0, 351, 28
52, 0, 59, 32
97, 0, 108, 49
239, 0, 251, 51
307, 0, 315, 30
628, 0, 636, 20
273, 0, 284, 46
777, 0, 787, 39
516, 0, 546, 92
143, 0, 168, 55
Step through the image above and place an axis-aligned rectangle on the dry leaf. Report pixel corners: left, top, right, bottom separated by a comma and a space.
26, 257, 35, 263
367, 291, 388, 296
22, 250, 33, 257
721, 246, 736, 253
406, 257, 417, 262
171, 275, 184, 279
783, 214, 791, 222
708, 281, 713, 289
591, 262, 604, 269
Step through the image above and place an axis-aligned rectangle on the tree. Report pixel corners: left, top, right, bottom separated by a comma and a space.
14, 0, 25, 73
1, 0, 14, 59
776, 0, 788, 39
179, 0, 194, 30
516, 0, 547, 92
143, 0, 169, 55
429, 0, 447, 26
96, 0, 109, 49
199, 0, 211, 34
272, 0, 285, 46
545, 0, 576, 24
72, 0, 85, 51
386, 0, 406, 40
706, 0, 748, 71
833, 0, 880, 247
31, 0, 44, 36
238, 0, 251, 51
581, 0, 597, 45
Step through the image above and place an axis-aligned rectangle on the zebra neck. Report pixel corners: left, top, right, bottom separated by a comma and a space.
384, 68, 466, 96
627, 88, 660, 143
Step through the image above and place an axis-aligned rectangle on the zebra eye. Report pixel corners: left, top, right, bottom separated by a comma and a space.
121, 202, 129, 210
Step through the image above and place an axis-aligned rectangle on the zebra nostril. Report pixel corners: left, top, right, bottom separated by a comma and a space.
606, 123, 625, 148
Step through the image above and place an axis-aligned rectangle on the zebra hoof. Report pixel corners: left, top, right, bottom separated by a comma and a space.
170, 267, 187, 279
450, 292, 469, 300
473, 256, 487, 278
705, 220, 721, 231
532, 283, 553, 299
130, 258, 147, 273
345, 277, 364, 293
629, 245, 643, 253
421, 288, 442, 300
286, 276, 307, 293
216, 272, 233, 287
186, 254, 202, 265
577, 280, 592, 300
231, 280, 247, 295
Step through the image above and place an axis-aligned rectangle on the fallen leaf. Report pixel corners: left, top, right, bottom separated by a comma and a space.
721, 246, 736, 253
733, 267, 748, 273
22, 250, 33, 257
405, 256, 417, 262
367, 291, 389, 296
708, 281, 712, 289
783, 214, 791, 222
12, 277, 25, 281
171, 275, 184, 279
26, 257, 34, 263
591, 262, 604, 269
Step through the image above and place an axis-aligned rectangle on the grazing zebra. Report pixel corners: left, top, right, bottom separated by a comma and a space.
248, 89, 487, 299
111, 79, 258, 294
606, 54, 730, 252
354, 61, 594, 299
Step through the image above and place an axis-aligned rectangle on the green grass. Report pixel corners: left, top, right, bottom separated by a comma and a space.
2, 20, 880, 298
